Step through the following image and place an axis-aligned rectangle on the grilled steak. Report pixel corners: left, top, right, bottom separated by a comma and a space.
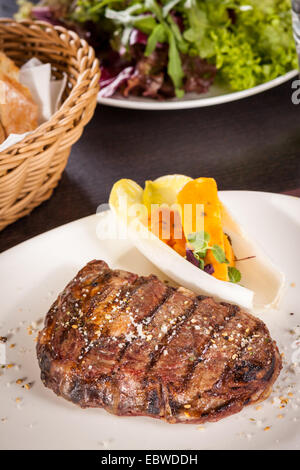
37, 260, 282, 423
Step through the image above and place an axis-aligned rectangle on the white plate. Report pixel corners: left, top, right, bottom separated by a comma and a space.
98, 70, 299, 110
0, 191, 299, 450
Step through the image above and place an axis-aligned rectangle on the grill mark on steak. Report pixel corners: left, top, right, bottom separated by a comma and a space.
146, 298, 199, 372
152, 300, 273, 416
201, 398, 236, 417
110, 288, 197, 415
185, 319, 277, 413
147, 299, 241, 417
150, 298, 239, 392
49, 263, 138, 361
77, 276, 153, 369
182, 306, 238, 388
79, 276, 170, 383
183, 309, 258, 402
262, 355, 276, 382
37, 260, 282, 424
141, 286, 175, 325
147, 386, 162, 416
201, 324, 265, 405
213, 326, 262, 389
114, 286, 175, 366
98, 276, 149, 334
228, 325, 265, 381
106, 275, 169, 336
85, 271, 139, 320
116, 288, 195, 375
99, 284, 175, 415
74, 273, 139, 362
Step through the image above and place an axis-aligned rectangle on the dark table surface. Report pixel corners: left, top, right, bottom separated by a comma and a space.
0, 1, 300, 253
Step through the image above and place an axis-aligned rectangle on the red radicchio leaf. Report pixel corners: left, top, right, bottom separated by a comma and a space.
182, 56, 217, 94
130, 29, 148, 46
99, 66, 134, 98
123, 46, 175, 99
100, 67, 118, 88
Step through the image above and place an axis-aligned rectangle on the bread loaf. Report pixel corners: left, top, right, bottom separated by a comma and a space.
0, 52, 38, 138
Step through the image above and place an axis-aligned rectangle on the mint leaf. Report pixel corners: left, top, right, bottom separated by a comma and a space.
187, 231, 210, 244
188, 233, 228, 268
187, 231, 210, 256
201, 231, 210, 243
211, 244, 228, 264
228, 267, 242, 284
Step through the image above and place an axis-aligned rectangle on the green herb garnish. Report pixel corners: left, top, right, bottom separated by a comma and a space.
228, 266, 242, 284
188, 231, 242, 282
211, 244, 228, 264
187, 231, 228, 265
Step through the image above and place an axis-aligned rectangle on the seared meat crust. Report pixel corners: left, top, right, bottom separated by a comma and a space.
37, 260, 282, 423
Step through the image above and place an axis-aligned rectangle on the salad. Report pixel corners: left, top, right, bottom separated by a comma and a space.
17, 0, 298, 99
108, 175, 285, 311
110, 176, 241, 283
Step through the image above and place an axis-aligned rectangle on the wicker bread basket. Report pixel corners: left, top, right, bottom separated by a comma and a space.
0, 19, 100, 231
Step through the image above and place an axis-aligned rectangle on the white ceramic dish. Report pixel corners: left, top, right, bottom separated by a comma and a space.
0, 191, 299, 450
98, 70, 299, 110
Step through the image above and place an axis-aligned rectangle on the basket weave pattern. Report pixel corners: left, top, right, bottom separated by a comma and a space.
0, 19, 100, 230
